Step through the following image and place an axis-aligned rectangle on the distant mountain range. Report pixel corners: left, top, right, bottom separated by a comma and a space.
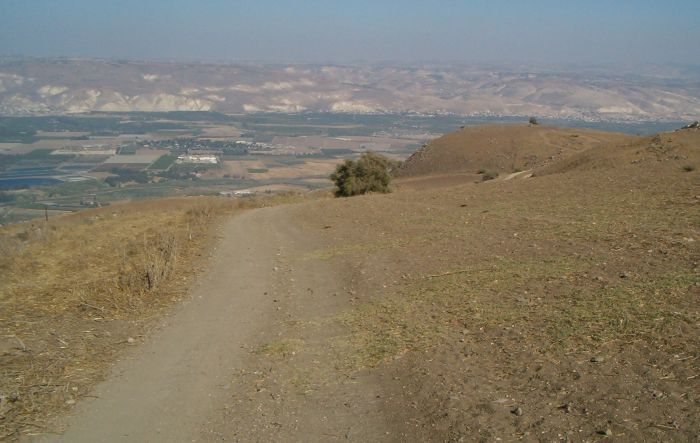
0, 58, 698, 121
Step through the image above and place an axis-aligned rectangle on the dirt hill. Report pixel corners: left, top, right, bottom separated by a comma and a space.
536, 126, 700, 176
396, 124, 636, 178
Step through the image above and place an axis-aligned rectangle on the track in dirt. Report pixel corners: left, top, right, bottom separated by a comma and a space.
36, 206, 390, 442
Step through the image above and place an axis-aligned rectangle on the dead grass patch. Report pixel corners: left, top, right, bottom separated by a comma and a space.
336, 239, 698, 370
0, 191, 313, 439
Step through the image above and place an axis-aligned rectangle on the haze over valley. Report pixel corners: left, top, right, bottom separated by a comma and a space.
1, 58, 699, 122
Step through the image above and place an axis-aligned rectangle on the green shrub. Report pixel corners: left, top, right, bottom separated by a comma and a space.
330, 152, 393, 197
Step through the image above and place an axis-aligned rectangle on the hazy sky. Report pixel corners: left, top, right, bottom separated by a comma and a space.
2, 0, 699, 65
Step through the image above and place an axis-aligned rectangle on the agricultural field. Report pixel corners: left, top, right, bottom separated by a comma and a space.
0, 112, 685, 224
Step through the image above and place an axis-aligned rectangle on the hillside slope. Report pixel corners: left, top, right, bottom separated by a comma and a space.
537, 126, 700, 176
290, 127, 699, 441
397, 124, 636, 178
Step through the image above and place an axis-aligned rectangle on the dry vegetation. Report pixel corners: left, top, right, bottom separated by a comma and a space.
282, 127, 699, 441
0, 193, 306, 439
397, 124, 635, 178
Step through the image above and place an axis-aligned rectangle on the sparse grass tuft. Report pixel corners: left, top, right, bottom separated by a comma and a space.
682, 164, 695, 172
481, 170, 498, 181
256, 339, 305, 359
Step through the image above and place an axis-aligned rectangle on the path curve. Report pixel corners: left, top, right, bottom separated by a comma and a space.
36, 205, 389, 442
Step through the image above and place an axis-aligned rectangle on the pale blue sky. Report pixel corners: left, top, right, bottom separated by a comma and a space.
1, 0, 698, 64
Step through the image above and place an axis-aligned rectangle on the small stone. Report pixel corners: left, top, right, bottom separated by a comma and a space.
65, 399, 76, 406
651, 390, 665, 399
590, 356, 604, 363
619, 272, 629, 279
127, 337, 135, 344
511, 406, 523, 416
596, 428, 613, 436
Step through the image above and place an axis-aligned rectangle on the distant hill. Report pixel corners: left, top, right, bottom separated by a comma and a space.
1, 58, 699, 120
396, 124, 636, 178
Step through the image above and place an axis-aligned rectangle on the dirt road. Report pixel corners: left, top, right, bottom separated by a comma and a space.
38, 205, 391, 442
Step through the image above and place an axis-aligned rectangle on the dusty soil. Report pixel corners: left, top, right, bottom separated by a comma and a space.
289, 128, 699, 442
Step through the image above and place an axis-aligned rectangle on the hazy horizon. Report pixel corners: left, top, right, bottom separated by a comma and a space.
2, 0, 699, 65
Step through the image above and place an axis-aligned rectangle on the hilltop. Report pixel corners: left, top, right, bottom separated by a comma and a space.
1, 124, 698, 441
397, 124, 636, 178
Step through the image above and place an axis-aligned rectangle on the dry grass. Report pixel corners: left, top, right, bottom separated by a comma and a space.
0, 191, 310, 439
397, 124, 636, 178
290, 127, 699, 439
339, 258, 698, 369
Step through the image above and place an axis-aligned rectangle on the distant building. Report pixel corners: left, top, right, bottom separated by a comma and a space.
176, 154, 219, 164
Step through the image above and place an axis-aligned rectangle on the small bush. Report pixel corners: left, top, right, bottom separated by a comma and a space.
682, 164, 695, 172
482, 171, 499, 181
529, 117, 539, 125
330, 152, 393, 197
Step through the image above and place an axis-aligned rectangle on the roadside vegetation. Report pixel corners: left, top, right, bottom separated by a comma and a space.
0, 192, 307, 439
330, 152, 396, 197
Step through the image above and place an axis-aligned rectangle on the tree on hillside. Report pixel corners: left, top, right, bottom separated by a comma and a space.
529, 117, 539, 125
330, 152, 394, 197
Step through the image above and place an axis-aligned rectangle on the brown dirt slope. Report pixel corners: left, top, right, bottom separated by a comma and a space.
283, 127, 699, 441
537, 126, 700, 176
396, 124, 636, 178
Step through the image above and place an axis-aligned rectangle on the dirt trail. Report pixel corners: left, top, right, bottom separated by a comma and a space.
35, 205, 390, 442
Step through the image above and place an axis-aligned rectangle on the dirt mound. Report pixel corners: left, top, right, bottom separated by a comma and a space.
396, 124, 636, 178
